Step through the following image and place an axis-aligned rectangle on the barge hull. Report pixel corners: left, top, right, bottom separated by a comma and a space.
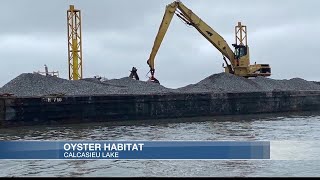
1, 91, 320, 127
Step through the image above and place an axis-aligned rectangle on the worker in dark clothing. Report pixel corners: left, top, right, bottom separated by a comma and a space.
44, 64, 49, 76
129, 67, 139, 80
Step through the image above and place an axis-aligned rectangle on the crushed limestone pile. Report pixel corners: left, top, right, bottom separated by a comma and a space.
1, 72, 320, 97
0, 73, 126, 97
102, 77, 178, 94
178, 73, 261, 93
251, 77, 320, 91
178, 72, 320, 93
0, 73, 177, 97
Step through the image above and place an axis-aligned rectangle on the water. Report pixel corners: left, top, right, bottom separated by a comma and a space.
0, 111, 319, 177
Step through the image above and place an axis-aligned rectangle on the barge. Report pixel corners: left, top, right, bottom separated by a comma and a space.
1, 91, 320, 128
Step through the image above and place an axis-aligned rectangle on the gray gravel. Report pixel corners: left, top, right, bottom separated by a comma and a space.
252, 77, 320, 91
178, 72, 320, 93
80, 78, 103, 84
0, 72, 320, 97
102, 77, 178, 94
177, 73, 261, 93
0, 73, 126, 97
0, 73, 176, 97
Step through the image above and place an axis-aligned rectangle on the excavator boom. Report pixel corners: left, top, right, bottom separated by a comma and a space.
147, 2, 176, 73
147, 1, 271, 82
147, 1, 235, 75
175, 2, 235, 63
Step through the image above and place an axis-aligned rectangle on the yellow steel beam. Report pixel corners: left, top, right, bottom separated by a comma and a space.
67, 5, 83, 80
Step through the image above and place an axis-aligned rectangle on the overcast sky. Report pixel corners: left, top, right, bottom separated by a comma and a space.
0, 0, 319, 88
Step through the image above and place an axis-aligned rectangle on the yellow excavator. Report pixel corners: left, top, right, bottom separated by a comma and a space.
147, 0, 271, 84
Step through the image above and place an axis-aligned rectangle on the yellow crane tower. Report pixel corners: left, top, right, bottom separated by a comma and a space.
67, 5, 83, 80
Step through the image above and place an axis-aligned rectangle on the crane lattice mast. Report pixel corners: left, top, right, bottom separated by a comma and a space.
67, 5, 83, 80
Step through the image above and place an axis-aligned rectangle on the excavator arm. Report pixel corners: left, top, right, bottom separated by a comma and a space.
147, 1, 236, 82
146, 1, 176, 81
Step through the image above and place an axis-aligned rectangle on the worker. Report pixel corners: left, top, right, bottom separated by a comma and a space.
44, 64, 49, 76
129, 67, 139, 80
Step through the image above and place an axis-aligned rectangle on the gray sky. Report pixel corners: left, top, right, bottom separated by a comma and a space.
0, 0, 319, 88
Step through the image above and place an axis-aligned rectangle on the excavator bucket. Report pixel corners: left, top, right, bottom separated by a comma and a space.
148, 77, 160, 84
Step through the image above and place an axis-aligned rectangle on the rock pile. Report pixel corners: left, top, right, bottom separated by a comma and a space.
102, 77, 177, 94
0, 73, 176, 97
178, 73, 320, 93
0, 73, 126, 97
1, 72, 320, 97
177, 73, 261, 93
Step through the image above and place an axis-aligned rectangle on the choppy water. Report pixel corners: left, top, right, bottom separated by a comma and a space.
0, 111, 320, 177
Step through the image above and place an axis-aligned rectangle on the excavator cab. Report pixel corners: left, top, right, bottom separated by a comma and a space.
232, 44, 248, 67
234, 45, 247, 59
